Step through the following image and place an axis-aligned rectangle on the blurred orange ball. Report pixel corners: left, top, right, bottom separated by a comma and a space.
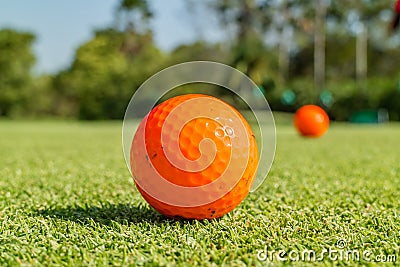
294, 105, 330, 137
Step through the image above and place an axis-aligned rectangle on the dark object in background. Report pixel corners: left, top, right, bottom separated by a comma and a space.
349, 109, 389, 124
389, 0, 400, 32
390, 13, 400, 31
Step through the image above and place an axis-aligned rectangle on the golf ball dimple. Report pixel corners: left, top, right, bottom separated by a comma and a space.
130, 94, 259, 219
215, 128, 224, 137
224, 126, 234, 137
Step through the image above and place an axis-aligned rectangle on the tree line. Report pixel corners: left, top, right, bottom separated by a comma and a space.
1, 0, 400, 120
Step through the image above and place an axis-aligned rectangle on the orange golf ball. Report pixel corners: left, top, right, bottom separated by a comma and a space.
294, 105, 330, 137
130, 94, 258, 219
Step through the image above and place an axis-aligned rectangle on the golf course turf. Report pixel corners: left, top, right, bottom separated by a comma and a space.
1, 119, 399, 266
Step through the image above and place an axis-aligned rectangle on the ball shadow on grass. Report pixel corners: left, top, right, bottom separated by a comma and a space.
36, 202, 171, 226
36, 202, 217, 226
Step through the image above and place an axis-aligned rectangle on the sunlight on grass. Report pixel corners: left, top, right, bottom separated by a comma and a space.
0, 120, 399, 265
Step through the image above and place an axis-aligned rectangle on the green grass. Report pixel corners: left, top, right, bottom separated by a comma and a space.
1, 119, 399, 266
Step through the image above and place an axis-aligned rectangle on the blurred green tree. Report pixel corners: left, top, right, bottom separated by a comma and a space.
0, 29, 35, 116
50, 0, 166, 120
169, 41, 229, 64
209, 0, 273, 85
2, 0, 397, 120
54, 29, 164, 120
115, 0, 152, 33
329, 1, 392, 89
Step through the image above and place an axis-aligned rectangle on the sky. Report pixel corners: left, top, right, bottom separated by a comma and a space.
0, 0, 223, 74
